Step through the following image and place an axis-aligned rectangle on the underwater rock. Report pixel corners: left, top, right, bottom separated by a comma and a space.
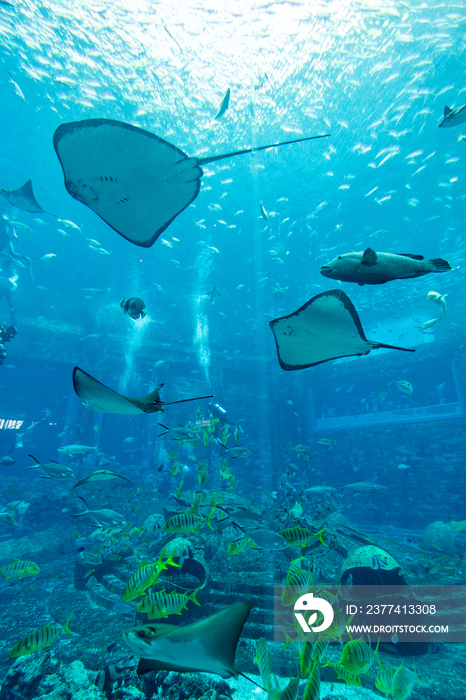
1, 652, 106, 699
419, 521, 457, 555
111, 686, 145, 699
0, 522, 75, 563
139, 670, 234, 700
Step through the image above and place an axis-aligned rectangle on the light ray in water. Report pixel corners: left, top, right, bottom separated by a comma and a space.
192, 248, 212, 385
119, 316, 149, 395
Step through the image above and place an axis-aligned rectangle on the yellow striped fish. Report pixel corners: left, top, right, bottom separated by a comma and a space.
176, 473, 185, 498
196, 462, 208, 486
190, 492, 201, 514
329, 661, 361, 686
9, 613, 73, 657
254, 637, 272, 691
303, 663, 320, 699
279, 526, 326, 547
163, 511, 212, 534
392, 664, 417, 700
227, 537, 254, 555
0, 559, 40, 580
137, 588, 200, 618
123, 563, 159, 603
376, 664, 394, 696
317, 588, 338, 607
312, 636, 329, 662
300, 640, 314, 677
324, 609, 347, 640
340, 638, 377, 675
274, 676, 300, 700
123, 547, 179, 602
281, 568, 312, 606
285, 558, 305, 582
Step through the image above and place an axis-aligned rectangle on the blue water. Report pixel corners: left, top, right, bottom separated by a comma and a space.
0, 0, 465, 696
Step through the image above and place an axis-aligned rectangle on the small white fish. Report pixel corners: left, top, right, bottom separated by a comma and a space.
396, 380, 413, 397
290, 501, 303, 518
7, 72, 25, 100
427, 291, 447, 316
260, 202, 268, 221
60, 219, 81, 230
40, 253, 57, 261
419, 317, 441, 332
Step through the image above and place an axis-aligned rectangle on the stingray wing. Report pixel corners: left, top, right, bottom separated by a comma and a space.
72, 366, 144, 414
53, 119, 202, 247
134, 601, 252, 678
270, 290, 414, 370
0, 179, 45, 213
269, 290, 374, 370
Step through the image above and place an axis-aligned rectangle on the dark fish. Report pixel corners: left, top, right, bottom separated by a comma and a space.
120, 296, 147, 320
320, 248, 452, 286
95, 656, 135, 693
439, 104, 466, 128
214, 89, 230, 120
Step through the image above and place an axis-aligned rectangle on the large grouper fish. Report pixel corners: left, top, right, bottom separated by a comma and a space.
320, 247, 452, 285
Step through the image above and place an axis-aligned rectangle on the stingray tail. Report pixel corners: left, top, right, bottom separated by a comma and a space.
71, 495, 90, 517
371, 342, 415, 353
9, 251, 35, 285
160, 394, 215, 406
198, 134, 330, 165
235, 670, 267, 691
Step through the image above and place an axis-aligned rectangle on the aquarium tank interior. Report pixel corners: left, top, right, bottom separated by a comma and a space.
0, 1, 466, 699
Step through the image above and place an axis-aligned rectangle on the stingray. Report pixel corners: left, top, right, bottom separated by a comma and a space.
269, 289, 415, 370
0, 180, 45, 214
53, 118, 329, 247
73, 470, 133, 488
124, 601, 256, 681
73, 366, 214, 414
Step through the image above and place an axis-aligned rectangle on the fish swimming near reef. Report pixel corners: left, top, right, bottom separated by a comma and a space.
72, 496, 126, 529
9, 614, 73, 657
320, 248, 452, 285
0, 558, 40, 580
25, 454, 75, 480
95, 656, 136, 694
